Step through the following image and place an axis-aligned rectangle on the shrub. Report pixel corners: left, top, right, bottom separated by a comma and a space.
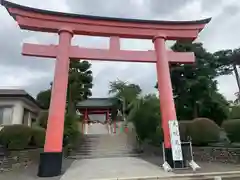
188, 118, 220, 146
63, 113, 81, 147
222, 119, 240, 142
179, 121, 191, 141
31, 127, 45, 148
130, 96, 160, 142
38, 110, 48, 129
0, 125, 32, 150
150, 126, 163, 146
229, 105, 240, 119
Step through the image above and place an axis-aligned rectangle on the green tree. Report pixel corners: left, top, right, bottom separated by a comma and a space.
108, 80, 142, 118
155, 42, 230, 124
36, 88, 51, 109
213, 48, 240, 92
229, 105, 240, 119
129, 94, 160, 141
109, 79, 141, 104
67, 60, 93, 114
36, 60, 93, 114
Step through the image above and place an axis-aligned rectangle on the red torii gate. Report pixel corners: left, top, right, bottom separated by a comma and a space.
1, 0, 211, 177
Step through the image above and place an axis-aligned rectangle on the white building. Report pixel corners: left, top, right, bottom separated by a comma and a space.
0, 89, 41, 128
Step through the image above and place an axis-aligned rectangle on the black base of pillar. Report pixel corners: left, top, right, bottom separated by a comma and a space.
38, 152, 62, 177
164, 148, 174, 168
164, 148, 187, 168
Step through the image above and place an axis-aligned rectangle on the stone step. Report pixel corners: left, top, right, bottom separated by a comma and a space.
68, 133, 138, 159
78, 146, 133, 149
70, 151, 138, 155
72, 151, 136, 155
75, 147, 135, 150
68, 153, 140, 159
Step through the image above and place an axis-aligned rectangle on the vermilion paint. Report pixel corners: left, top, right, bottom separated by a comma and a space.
44, 29, 73, 152
1, 0, 210, 152
153, 36, 177, 148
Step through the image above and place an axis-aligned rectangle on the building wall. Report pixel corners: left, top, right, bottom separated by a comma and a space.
0, 98, 40, 127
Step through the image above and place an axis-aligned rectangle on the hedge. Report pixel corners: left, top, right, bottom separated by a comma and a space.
0, 125, 32, 150
38, 110, 48, 129
63, 113, 81, 148
31, 127, 46, 147
188, 118, 220, 146
0, 125, 46, 150
150, 121, 190, 146
179, 121, 191, 141
229, 105, 240, 119
222, 119, 240, 142
150, 126, 163, 146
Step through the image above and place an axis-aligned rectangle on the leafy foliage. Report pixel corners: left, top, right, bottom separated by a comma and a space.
63, 113, 81, 147
31, 127, 45, 148
36, 89, 51, 109
37, 110, 48, 129
178, 121, 192, 141
129, 94, 160, 141
149, 126, 163, 146
108, 80, 142, 121
222, 119, 240, 142
36, 60, 93, 114
188, 118, 220, 146
67, 61, 93, 114
156, 42, 230, 124
0, 125, 32, 150
229, 105, 240, 119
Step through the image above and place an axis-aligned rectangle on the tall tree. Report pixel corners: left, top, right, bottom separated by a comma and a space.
129, 94, 161, 142
109, 80, 141, 103
214, 48, 240, 102
155, 42, 230, 124
36, 84, 52, 109
108, 80, 142, 120
36, 60, 93, 113
67, 60, 93, 114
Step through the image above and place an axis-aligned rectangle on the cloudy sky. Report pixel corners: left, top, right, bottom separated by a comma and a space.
0, 0, 240, 101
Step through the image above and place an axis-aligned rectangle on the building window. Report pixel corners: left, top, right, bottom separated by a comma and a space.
0, 107, 13, 125
0, 108, 3, 124
22, 109, 29, 126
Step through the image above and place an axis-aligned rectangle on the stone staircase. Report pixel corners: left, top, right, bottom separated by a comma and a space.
68, 134, 139, 159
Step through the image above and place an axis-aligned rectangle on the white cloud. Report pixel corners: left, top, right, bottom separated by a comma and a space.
0, 65, 50, 88
0, 0, 240, 101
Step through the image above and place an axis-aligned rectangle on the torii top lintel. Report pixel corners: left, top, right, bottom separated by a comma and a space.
1, 0, 211, 40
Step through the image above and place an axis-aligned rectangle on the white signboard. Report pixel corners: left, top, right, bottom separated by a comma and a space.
168, 120, 183, 161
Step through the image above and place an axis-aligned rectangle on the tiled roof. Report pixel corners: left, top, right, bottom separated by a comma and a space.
0, 89, 28, 95
76, 98, 117, 108
0, 89, 41, 108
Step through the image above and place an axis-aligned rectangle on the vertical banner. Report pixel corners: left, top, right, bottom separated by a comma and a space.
168, 120, 183, 161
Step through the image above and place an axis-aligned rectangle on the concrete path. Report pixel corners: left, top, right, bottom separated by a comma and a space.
60, 157, 172, 180
2, 156, 240, 180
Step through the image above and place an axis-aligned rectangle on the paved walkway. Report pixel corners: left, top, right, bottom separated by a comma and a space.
60, 157, 172, 180
1, 156, 240, 180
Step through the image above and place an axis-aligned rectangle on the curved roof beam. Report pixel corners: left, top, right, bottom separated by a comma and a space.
1, 0, 211, 40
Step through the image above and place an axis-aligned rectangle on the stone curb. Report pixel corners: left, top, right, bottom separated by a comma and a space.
92, 170, 240, 180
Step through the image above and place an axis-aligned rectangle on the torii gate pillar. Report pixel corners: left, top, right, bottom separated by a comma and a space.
38, 28, 73, 177
154, 36, 177, 165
